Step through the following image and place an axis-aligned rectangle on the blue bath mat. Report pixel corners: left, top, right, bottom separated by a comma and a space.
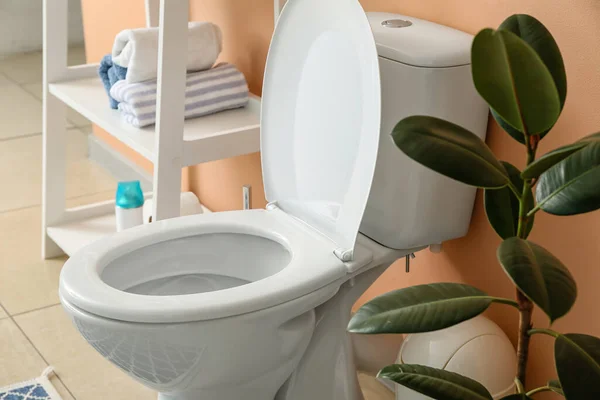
0, 367, 63, 400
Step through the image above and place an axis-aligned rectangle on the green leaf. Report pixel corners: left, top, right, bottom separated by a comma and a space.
500, 14, 567, 108
491, 110, 528, 145
500, 395, 532, 400
471, 28, 561, 135
497, 238, 576, 322
484, 162, 534, 239
523, 132, 600, 179
535, 137, 600, 215
348, 283, 505, 334
548, 379, 564, 396
392, 116, 509, 188
379, 364, 493, 400
522, 143, 586, 179
491, 15, 567, 143
555, 333, 600, 399
579, 131, 600, 144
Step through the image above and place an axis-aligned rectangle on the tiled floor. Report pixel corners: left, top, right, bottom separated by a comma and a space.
0, 48, 394, 400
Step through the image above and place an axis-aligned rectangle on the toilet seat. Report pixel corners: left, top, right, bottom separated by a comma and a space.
59, 208, 370, 324
261, 0, 381, 255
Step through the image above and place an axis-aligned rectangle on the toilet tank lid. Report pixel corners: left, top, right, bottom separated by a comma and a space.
367, 12, 473, 68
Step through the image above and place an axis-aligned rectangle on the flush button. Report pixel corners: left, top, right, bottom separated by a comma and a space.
381, 19, 413, 28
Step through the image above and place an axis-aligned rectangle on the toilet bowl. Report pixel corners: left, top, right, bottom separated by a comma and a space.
59, 0, 489, 399
60, 209, 412, 400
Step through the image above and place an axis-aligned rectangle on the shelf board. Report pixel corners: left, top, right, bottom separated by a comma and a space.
49, 73, 261, 167
47, 213, 116, 257
47, 204, 212, 257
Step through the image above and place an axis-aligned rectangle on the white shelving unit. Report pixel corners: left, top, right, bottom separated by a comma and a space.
49, 78, 262, 166
42, 0, 279, 258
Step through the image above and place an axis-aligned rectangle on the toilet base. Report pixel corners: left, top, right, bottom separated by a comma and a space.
276, 264, 391, 400
154, 263, 391, 400
156, 364, 290, 400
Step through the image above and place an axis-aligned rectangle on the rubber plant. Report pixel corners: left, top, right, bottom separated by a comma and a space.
348, 14, 600, 400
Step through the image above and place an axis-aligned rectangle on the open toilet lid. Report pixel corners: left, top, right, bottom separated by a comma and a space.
261, 0, 381, 255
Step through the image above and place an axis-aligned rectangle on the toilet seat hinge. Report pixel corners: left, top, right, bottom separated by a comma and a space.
334, 248, 354, 262
266, 201, 279, 211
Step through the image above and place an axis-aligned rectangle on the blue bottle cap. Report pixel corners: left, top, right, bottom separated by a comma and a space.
115, 181, 144, 209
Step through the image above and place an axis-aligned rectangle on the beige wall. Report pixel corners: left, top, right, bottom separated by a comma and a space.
81, 0, 600, 396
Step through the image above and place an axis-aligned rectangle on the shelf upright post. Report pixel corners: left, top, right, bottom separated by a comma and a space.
42, 0, 70, 259
152, 0, 189, 221
145, 0, 160, 28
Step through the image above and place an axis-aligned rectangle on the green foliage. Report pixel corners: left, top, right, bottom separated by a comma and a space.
521, 135, 595, 179
347, 283, 509, 334
471, 28, 560, 135
499, 14, 567, 108
555, 334, 600, 399
484, 162, 534, 239
497, 238, 576, 322
535, 134, 600, 215
492, 14, 567, 143
391, 116, 509, 188
378, 364, 493, 400
548, 379, 564, 396
348, 12, 600, 400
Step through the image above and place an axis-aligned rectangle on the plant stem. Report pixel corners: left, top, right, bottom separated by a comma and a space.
516, 289, 534, 385
516, 135, 538, 239
515, 378, 525, 394
516, 183, 532, 238
526, 135, 539, 166
507, 181, 523, 200
527, 386, 552, 396
490, 296, 520, 308
528, 328, 560, 338
514, 134, 539, 386
526, 203, 542, 218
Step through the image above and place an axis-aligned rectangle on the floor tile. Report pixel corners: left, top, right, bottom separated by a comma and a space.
0, 192, 113, 316
359, 372, 395, 400
15, 305, 155, 400
0, 47, 87, 85
0, 205, 64, 315
22, 82, 90, 127
0, 128, 116, 213
0, 51, 42, 85
0, 72, 12, 86
0, 306, 7, 319
0, 318, 73, 400
0, 82, 44, 140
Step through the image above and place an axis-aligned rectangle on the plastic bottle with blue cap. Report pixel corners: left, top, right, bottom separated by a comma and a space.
115, 181, 144, 232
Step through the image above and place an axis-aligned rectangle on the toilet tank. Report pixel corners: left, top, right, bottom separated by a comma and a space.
360, 12, 489, 250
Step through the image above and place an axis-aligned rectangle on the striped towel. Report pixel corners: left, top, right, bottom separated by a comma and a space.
110, 63, 249, 128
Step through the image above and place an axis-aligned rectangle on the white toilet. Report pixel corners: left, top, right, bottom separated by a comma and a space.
59, 1, 489, 400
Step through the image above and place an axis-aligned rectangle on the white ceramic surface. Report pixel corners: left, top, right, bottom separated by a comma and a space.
261, 0, 381, 254
60, 208, 349, 323
367, 12, 473, 67
61, 231, 409, 400
359, 13, 489, 250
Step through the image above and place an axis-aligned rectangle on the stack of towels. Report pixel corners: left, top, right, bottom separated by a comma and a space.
99, 21, 249, 128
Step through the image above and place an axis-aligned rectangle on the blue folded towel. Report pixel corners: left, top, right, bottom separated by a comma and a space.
98, 54, 128, 109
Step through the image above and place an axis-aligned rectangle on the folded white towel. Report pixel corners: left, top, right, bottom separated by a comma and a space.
112, 21, 222, 84
110, 63, 249, 128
